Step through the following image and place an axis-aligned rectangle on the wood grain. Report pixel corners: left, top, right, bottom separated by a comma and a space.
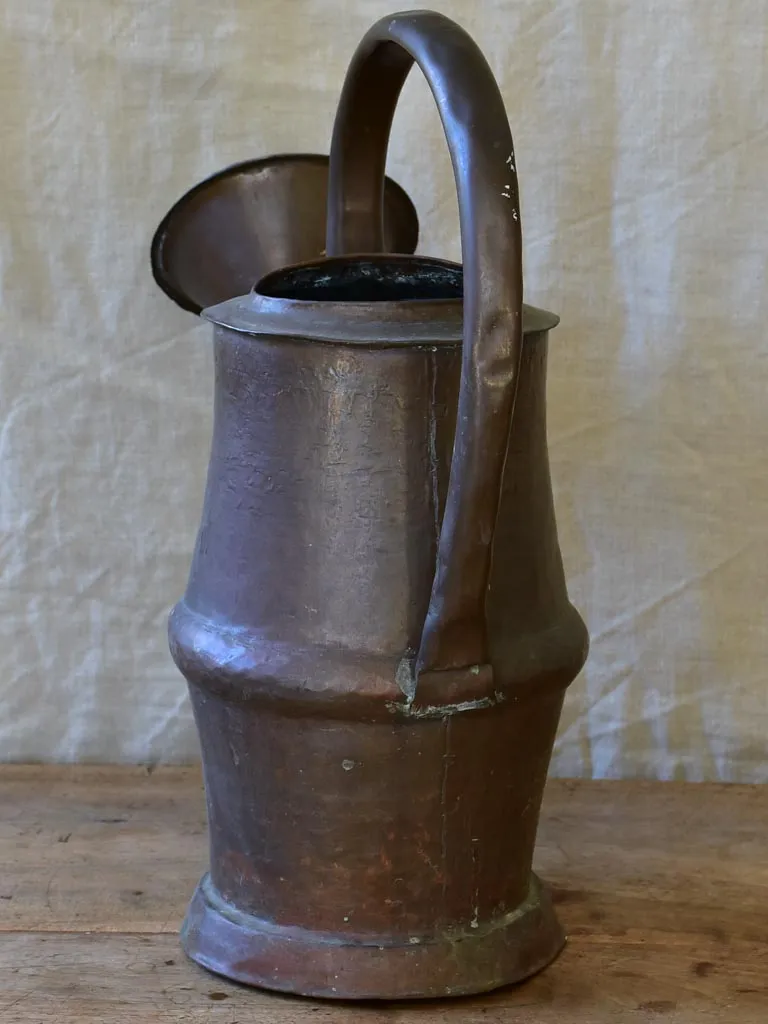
0, 765, 207, 933
1, 766, 767, 1021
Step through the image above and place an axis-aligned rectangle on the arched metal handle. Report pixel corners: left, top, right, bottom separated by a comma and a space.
326, 11, 523, 683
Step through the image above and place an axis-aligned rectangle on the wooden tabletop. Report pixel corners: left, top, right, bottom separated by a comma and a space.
1, 766, 766, 1022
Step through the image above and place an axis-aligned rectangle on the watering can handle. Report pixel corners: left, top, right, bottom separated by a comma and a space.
326, 11, 523, 683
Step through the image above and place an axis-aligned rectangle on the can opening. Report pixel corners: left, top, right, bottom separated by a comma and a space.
256, 256, 463, 304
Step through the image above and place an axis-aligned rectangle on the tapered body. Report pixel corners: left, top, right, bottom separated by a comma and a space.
165, 10, 588, 1001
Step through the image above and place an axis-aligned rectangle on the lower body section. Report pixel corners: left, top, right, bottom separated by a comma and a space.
181, 871, 565, 1001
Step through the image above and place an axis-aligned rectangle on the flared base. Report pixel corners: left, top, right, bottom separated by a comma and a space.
180, 872, 565, 1001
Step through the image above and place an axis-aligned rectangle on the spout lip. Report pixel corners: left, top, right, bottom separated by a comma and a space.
202, 254, 559, 346
149, 153, 420, 317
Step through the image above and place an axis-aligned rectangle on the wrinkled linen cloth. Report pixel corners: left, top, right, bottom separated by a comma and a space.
0, 0, 765, 779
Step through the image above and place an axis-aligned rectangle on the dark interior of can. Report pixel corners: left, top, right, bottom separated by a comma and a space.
257, 256, 463, 303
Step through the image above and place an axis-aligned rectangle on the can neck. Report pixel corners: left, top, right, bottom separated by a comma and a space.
202, 254, 558, 345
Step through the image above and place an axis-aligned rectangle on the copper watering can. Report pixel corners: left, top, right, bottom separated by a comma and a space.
162, 9, 588, 1002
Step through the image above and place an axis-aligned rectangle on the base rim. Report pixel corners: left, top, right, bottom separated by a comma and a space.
180, 872, 565, 1001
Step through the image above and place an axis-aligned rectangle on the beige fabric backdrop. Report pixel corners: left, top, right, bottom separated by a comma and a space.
0, 0, 765, 778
